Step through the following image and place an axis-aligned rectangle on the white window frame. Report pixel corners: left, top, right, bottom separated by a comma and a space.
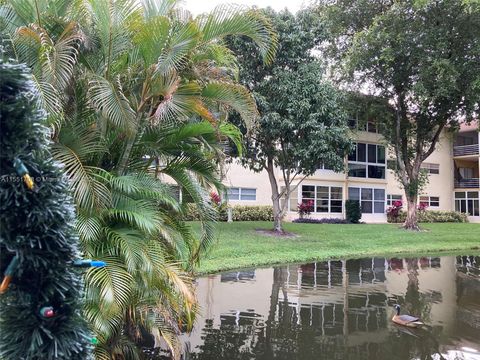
301, 185, 343, 214
227, 187, 257, 201
348, 186, 386, 214
421, 163, 440, 175
348, 119, 379, 133
317, 163, 334, 171
419, 196, 440, 208
455, 191, 479, 216
386, 194, 403, 206
348, 142, 386, 179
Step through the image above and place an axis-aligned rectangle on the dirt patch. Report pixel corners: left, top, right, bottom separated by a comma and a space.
255, 229, 299, 238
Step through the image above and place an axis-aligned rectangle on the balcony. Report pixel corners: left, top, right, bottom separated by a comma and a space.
453, 144, 479, 157
454, 178, 480, 188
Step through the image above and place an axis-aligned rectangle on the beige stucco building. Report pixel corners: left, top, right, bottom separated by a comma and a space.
222, 122, 480, 223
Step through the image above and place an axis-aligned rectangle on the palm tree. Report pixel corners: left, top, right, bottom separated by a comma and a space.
1, 0, 277, 358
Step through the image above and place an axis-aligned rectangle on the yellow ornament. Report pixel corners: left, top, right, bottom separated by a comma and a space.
13, 158, 34, 190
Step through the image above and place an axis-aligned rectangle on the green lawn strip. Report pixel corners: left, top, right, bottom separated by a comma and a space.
194, 221, 480, 275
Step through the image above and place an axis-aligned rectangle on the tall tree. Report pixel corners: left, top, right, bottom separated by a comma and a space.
320, 0, 480, 230
228, 9, 352, 233
1, 0, 277, 357
0, 61, 91, 359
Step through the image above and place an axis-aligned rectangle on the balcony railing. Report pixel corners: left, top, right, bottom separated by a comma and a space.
453, 144, 479, 157
454, 178, 480, 188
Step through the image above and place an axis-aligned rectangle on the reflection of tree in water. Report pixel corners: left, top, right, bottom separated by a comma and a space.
404, 258, 432, 323
185, 318, 256, 360
184, 257, 474, 360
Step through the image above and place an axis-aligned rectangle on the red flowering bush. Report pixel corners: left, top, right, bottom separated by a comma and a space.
387, 200, 403, 223
298, 200, 314, 218
418, 202, 428, 211
210, 191, 221, 205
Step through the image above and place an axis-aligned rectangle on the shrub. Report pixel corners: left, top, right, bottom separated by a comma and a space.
388, 210, 468, 223
345, 200, 362, 223
183, 203, 201, 221
183, 204, 273, 221
293, 218, 349, 224
231, 205, 274, 221
386, 200, 403, 223
417, 202, 428, 211
297, 200, 314, 218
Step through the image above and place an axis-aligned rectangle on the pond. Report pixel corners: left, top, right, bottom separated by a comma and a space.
181, 255, 480, 360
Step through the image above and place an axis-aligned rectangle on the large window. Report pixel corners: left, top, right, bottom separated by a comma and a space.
349, 187, 385, 214
227, 187, 256, 201
419, 196, 440, 207
280, 186, 298, 212
455, 191, 479, 216
387, 194, 403, 206
421, 163, 440, 175
348, 143, 386, 179
301, 185, 343, 213
317, 163, 334, 171
348, 119, 379, 133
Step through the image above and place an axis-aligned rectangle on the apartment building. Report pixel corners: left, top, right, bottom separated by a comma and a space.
222, 121, 480, 223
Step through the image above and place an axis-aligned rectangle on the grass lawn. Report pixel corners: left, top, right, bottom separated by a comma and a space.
194, 221, 480, 274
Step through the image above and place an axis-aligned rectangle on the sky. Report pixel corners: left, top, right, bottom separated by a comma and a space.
183, 0, 309, 15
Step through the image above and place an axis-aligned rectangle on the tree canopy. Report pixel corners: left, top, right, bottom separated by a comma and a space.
228, 8, 352, 232
320, 0, 480, 229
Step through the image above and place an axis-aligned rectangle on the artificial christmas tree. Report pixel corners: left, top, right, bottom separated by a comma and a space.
0, 61, 92, 359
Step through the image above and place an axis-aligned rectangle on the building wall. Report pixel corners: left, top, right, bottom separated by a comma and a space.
385, 131, 455, 212
219, 127, 480, 223
158, 123, 478, 223
222, 161, 272, 206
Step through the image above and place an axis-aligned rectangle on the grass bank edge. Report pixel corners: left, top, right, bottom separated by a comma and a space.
193, 222, 480, 275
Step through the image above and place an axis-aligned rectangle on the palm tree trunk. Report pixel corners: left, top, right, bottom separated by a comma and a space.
118, 132, 137, 175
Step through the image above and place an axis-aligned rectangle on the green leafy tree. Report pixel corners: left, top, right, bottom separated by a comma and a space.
228, 9, 352, 233
320, 0, 480, 230
0, 62, 91, 359
1, 0, 277, 357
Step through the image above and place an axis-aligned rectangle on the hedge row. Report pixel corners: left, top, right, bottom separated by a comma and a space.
388, 210, 468, 223
183, 204, 274, 221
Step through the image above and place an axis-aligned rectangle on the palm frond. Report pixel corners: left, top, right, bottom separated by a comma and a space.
0, 1, 35, 31
155, 20, 198, 74
76, 211, 103, 244
110, 173, 181, 210
133, 15, 171, 66
31, 76, 63, 122
107, 196, 162, 234
150, 79, 202, 124
202, 81, 259, 130
87, 0, 139, 76
52, 143, 111, 209
46, 21, 82, 90
105, 228, 146, 273
197, 4, 277, 64
0, 2, 25, 38
85, 256, 134, 313
141, 0, 180, 19
88, 75, 137, 133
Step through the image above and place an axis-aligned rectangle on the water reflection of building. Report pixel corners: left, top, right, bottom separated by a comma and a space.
183, 256, 480, 360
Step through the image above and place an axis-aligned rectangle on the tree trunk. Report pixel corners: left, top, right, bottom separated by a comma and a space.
272, 196, 283, 233
403, 193, 420, 231
265, 267, 284, 357
266, 158, 284, 233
